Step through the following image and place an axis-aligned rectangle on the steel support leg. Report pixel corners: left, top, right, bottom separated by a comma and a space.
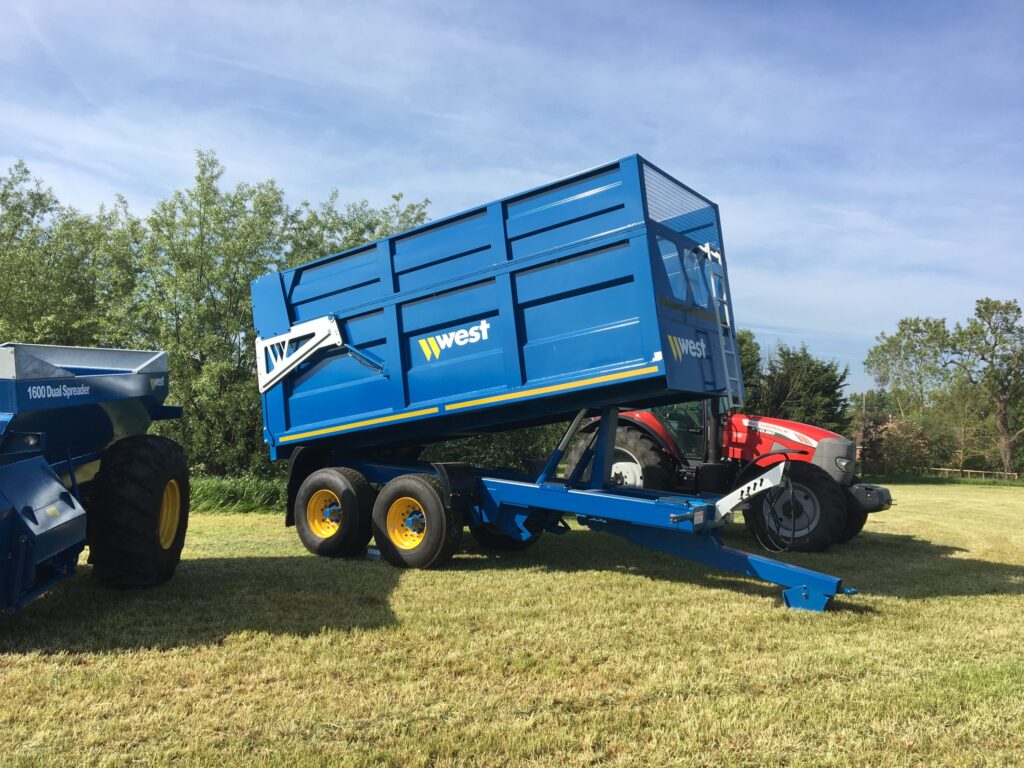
583, 518, 854, 612
588, 407, 618, 490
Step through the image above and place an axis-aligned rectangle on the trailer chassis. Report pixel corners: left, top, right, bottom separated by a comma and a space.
348, 408, 855, 612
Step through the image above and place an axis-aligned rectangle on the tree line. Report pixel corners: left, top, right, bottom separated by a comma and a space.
1, 153, 428, 475
3, 154, 1020, 478
855, 302, 1024, 476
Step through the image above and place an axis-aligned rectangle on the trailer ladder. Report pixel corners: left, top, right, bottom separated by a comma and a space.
700, 243, 744, 409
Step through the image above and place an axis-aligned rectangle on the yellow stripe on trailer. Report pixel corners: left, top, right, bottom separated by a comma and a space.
445, 365, 660, 412
280, 407, 440, 443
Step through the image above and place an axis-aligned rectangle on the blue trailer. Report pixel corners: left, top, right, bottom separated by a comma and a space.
0, 344, 189, 612
251, 155, 854, 611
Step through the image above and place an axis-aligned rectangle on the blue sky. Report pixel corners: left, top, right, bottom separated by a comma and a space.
2, 0, 1022, 392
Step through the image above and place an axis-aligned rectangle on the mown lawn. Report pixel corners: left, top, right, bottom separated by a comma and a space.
2, 485, 1023, 767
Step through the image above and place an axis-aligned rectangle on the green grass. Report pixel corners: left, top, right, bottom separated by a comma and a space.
189, 474, 285, 513
863, 474, 1024, 488
2, 485, 1023, 766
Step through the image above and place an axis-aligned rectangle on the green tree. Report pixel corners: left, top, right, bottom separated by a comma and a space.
422, 423, 566, 470
0, 161, 132, 346
864, 317, 950, 420
130, 151, 430, 475
950, 298, 1024, 475
288, 191, 429, 267
755, 343, 850, 433
847, 389, 897, 473
130, 151, 292, 474
879, 419, 931, 475
735, 328, 761, 405
931, 370, 999, 473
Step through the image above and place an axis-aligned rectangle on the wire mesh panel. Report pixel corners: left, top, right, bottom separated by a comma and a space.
643, 163, 721, 249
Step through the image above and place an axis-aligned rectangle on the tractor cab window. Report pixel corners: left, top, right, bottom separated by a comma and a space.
658, 236, 714, 312
683, 248, 711, 310
653, 402, 706, 461
657, 237, 688, 303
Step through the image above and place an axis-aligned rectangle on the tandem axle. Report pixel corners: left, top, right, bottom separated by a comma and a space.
311, 408, 855, 612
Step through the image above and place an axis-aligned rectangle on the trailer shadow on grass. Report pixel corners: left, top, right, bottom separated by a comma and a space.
454, 526, 1024, 606
0, 555, 400, 655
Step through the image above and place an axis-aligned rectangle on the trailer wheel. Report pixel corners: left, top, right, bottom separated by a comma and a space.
469, 524, 541, 551
372, 474, 462, 568
87, 434, 189, 586
565, 425, 674, 489
836, 476, 869, 543
294, 467, 374, 557
743, 462, 846, 552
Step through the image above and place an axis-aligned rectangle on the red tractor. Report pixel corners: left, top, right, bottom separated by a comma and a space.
566, 401, 891, 552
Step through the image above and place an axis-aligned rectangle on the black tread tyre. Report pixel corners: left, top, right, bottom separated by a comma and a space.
742, 462, 847, 552
371, 474, 462, 568
469, 524, 541, 551
565, 424, 675, 489
836, 476, 870, 543
294, 467, 375, 557
87, 434, 189, 586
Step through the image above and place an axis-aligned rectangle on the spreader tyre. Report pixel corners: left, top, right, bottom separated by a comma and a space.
295, 467, 375, 557
87, 434, 190, 586
372, 474, 462, 568
743, 462, 847, 552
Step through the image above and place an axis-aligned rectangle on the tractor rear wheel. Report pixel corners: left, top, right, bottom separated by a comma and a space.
87, 434, 189, 586
743, 462, 846, 552
565, 425, 675, 489
294, 467, 375, 557
372, 474, 462, 568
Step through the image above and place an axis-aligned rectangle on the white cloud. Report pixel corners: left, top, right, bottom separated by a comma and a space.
1, 0, 1021, 392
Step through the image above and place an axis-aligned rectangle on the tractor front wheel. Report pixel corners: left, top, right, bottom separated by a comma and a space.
836, 476, 870, 543
743, 462, 846, 552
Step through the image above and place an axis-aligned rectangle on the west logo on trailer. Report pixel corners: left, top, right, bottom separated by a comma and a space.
419, 319, 491, 361
666, 334, 707, 362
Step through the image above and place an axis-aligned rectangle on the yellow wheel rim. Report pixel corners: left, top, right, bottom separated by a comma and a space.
386, 497, 426, 550
306, 489, 342, 539
159, 479, 181, 550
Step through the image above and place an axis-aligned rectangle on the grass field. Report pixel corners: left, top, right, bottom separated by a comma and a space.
2, 485, 1023, 767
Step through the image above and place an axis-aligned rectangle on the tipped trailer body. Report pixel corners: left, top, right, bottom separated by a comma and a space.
252, 155, 854, 611
0, 344, 189, 612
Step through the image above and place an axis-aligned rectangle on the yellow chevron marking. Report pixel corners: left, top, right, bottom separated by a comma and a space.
669, 335, 681, 361
418, 338, 434, 361
280, 407, 440, 443
445, 366, 660, 412
427, 337, 441, 359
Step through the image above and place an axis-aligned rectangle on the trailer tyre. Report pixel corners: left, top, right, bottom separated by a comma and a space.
743, 462, 846, 552
372, 474, 462, 568
469, 524, 541, 551
87, 434, 189, 586
295, 467, 375, 557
